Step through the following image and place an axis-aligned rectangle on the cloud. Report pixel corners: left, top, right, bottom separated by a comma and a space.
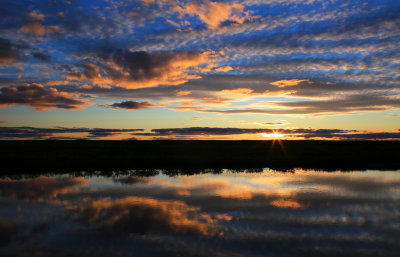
106, 101, 158, 110
270, 79, 309, 88
20, 10, 61, 36
0, 126, 144, 139
218, 88, 255, 95
190, 116, 222, 121
0, 84, 90, 110
167, 85, 400, 116
31, 51, 51, 61
130, 127, 400, 140
175, 90, 191, 96
148, 127, 336, 136
7, 74, 400, 116
316, 132, 400, 140
261, 122, 288, 126
57, 73, 399, 116
27, 10, 44, 21
66, 50, 211, 89
20, 21, 61, 36
174, 0, 245, 29
270, 93, 400, 115
0, 38, 20, 64
1, 124, 389, 141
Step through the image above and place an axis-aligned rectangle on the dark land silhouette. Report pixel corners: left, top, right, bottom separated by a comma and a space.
1, 140, 400, 174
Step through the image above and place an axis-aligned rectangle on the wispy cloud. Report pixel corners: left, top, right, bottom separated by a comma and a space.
131, 127, 400, 140
0, 126, 144, 139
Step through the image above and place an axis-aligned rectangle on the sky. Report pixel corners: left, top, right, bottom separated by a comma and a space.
0, 0, 399, 140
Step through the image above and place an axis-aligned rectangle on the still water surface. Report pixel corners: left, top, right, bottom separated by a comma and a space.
1, 169, 399, 256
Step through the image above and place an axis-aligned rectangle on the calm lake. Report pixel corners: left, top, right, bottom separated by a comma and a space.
1, 169, 399, 256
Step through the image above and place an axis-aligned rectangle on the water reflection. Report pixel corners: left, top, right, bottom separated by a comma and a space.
1, 169, 399, 256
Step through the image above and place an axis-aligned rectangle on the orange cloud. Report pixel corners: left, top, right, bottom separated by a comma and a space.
180, 101, 197, 107
174, 1, 245, 29
200, 99, 227, 105
200, 181, 228, 190
215, 66, 233, 72
218, 88, 254, 95
176, 189, 191, 196
21, 23, 60, 36
34, 70, 51, 75
270, 79, 309, 88
46, 80, 70, 86
20, 10, 61, 36
176, 90, 192, 96
28, 10, 45, 21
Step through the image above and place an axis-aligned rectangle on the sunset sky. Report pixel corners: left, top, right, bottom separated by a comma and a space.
0, 0, 399, 140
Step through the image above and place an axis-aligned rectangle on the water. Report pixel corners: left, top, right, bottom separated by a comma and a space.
1, 169, 399, 256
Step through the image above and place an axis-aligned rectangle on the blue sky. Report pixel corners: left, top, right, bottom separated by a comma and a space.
0, 0, 399, 139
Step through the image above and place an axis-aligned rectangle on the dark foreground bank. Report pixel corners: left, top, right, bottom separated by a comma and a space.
1, 140, 400, 173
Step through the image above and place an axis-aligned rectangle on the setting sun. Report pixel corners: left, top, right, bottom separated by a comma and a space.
261, 132, 284, 139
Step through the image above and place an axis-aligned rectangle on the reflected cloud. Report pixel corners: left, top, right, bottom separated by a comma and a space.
66, 196, 223, 236
113, 176, 151, 185
0, 220, 17, 244
1, 170, 400, 256
270, 199, 304, 208
0, 176, 88, 200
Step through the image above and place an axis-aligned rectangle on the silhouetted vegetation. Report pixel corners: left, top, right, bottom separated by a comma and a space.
1, 140, 399, 175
